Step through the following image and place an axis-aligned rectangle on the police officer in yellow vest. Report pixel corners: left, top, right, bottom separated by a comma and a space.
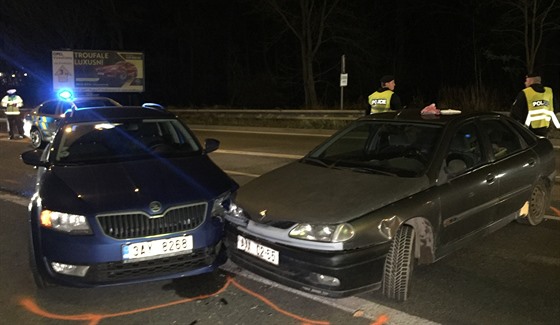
511, 73, 557, 137
367, 75, 402, 115
1, 89, 25, 139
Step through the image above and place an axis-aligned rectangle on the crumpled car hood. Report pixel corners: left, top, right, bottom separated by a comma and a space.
237, 161, 430, 224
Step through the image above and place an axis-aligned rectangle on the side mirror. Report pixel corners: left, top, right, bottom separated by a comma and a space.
204, 138, 220, 153
21, 150, 49, 168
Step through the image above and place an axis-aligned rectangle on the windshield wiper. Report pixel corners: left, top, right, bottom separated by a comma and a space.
345, 166, 397, 176
301, 157, 330, 168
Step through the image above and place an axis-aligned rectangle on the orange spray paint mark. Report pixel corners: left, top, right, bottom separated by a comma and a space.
229, 278, 330, 325
370, 314, 389, 325
19, 276, 332, 325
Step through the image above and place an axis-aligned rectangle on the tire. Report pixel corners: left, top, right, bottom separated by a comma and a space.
382, 225, 415, 302
517, 180, 549, 226
30, 128, 44, 149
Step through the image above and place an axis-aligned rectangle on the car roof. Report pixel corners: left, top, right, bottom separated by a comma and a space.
360, 109, 505, 126
63, 106, 175, 123
36, 96, 122, 108
71, 97, 122, 107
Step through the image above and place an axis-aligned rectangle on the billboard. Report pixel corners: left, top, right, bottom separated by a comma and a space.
52, 50, 144, 93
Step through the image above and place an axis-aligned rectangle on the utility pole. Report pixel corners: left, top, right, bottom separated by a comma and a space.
340, 54, 347, 110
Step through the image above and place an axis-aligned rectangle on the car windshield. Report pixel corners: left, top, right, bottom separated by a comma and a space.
306, 121, 443, 177
53, 119, 201, 164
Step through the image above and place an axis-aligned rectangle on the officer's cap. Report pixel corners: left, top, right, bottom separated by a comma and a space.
6, 89, 16, 94
380, 75, 395, 83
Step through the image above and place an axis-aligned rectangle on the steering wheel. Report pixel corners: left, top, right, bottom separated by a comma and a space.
149, 142, 173, 153
403, 147, 428, 163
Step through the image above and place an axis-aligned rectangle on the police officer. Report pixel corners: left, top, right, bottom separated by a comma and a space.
1, 89, 25, 139
511, 72, 557, 137
366, 75, 402, 115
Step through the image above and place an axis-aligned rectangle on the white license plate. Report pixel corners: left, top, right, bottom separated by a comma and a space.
237, 235, 279, 265
122, 235, 193, 262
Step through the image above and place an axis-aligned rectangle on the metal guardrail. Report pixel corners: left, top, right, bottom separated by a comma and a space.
0, 108, 364, 133
168, 108, 365, 130
169, 108, 364, 121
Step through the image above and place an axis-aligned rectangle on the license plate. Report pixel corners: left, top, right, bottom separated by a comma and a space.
237, 235, 279, 265
122, 235, 193, 262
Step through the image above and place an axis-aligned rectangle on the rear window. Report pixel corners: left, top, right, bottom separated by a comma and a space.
479, 119, 524, 160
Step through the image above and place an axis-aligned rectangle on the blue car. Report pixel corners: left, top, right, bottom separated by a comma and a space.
21, 105, 238, 288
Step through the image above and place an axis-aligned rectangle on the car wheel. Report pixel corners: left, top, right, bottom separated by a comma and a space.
28, 240, 54, 289
30, 128, 44, 149
517, 180, 549, 226
382, 225, 415, 302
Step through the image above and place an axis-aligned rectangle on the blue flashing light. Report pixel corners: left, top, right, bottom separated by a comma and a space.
57, 88, 74, 101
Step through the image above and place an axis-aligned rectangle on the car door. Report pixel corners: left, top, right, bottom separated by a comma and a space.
437, 121, 500, 246
34, 100, 59, 137
478, 117, 538, 221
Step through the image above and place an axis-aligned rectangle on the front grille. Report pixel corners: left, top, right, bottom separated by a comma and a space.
85, 243, 221, 283
97, 203, 207, 239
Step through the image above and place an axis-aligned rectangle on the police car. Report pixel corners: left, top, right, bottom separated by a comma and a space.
23, 90, 122, 148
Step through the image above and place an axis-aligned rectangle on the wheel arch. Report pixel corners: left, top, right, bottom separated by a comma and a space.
403, 217, 435, 265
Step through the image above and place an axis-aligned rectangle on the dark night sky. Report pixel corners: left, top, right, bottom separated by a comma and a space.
1, 0, 559, 109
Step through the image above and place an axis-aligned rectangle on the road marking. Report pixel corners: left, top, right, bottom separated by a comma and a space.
0, 193, 28, 207
191, 127, 332, 137
216, 149, 303, 159
224, 170, 260, 178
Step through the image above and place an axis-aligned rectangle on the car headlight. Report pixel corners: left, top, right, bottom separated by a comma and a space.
40, 210, 92, 234
289, 223, 355, 243
211, 193, 231, 218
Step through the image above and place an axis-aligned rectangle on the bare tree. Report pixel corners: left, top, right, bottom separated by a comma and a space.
494, 0, 560, 73
262, 0, 341, 108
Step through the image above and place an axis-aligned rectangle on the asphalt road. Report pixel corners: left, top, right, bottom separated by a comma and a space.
0, 127, 559, 325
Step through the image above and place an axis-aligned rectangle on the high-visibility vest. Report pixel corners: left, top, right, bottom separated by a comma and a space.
523, 87, 553, 128
368, 90, 393, 114
1, 95, 23, 115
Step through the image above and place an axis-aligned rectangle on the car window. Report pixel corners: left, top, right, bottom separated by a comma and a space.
59, 101, 75, 115
38, 101, 58, 115
308, 121, 442, 177
445, 122, 483, 171
479, 119, 523, 160
507, 119, 537, 146
54, 119, 201, 163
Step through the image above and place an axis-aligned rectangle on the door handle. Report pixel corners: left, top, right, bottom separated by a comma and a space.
486, 174, 495, 183
527, 158, 536, 167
